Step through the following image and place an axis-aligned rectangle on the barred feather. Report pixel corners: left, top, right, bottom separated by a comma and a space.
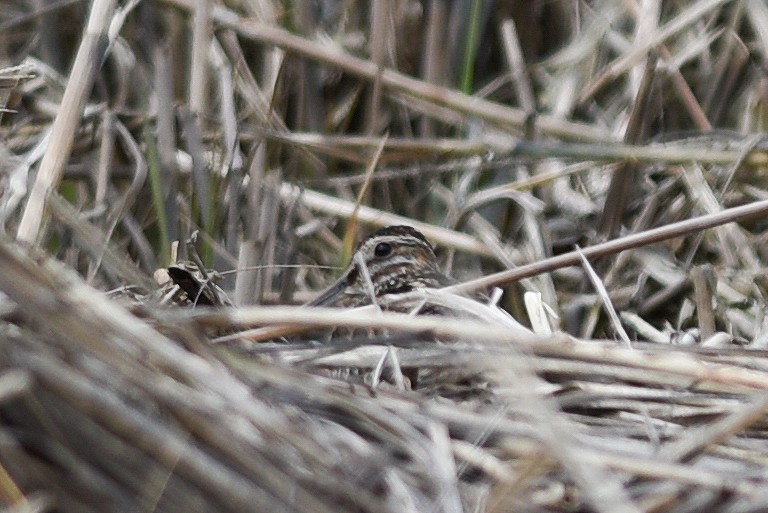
310, 225, 452, 308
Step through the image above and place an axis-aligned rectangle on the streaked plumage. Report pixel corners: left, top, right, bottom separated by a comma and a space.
310, 225, 451, 308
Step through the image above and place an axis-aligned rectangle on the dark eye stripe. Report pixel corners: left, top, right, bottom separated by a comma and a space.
362, 236, 434, 258
368, 259, 445, 294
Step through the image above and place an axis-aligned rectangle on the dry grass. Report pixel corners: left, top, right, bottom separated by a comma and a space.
2, 1, 768, 512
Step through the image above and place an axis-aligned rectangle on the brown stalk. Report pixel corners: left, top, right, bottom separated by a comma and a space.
17, 0, 118, 244
452, 197, 768, 294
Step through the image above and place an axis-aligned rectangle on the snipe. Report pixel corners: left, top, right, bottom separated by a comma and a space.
309, 225, 452, 309
308, 225, 482, 392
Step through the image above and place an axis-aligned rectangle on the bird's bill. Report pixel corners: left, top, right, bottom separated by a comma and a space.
307, 271, 350, 306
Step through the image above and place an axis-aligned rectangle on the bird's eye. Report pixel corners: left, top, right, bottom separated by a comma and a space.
374, 242, 392, 257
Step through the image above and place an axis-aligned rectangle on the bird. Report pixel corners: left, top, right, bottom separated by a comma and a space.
306, 225, 492, 394
308, 225, 452, 309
